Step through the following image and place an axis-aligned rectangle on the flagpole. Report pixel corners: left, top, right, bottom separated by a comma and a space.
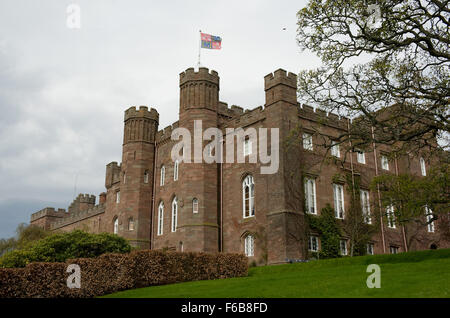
197, 30, 201, 69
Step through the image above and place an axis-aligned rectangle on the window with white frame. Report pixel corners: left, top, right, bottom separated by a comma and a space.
113, 217, 119, 234
171, 197, 178, 232
360, 190, 371, 224
303, 133, 313, 151
381, 155, 389, 170
128, 218, 134, 231
390, 246, 399, 254
331, 140, 340, 158
367, 243, 374, 255
144, 170, 149, 184
192, 198, 199, 214
174, 160, 179, 181
244, 138, 252, 156
304, 178, 317, 214
160, 165, 165, 186
308, 236, 319, 252
116, 191, 120, 204
386, 205, 396, 228
425, 206, 435, 233
157, 202, 164, 236
242, 175, 255, 218
420, 157, 426, 176
333, 184, 345, 219
340, 239, 348, 256
356, 150, 366, 164
244, 234, 254, 257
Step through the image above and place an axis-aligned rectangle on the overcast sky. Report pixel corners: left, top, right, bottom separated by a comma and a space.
0, 0, 321, 238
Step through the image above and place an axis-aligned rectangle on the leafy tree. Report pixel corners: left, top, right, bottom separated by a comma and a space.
371, 161, 450, 249
340, 173, 378, 256
297, 0, 449, 156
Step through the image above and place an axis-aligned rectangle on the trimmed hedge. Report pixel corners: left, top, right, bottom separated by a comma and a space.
0, 250, 248, 298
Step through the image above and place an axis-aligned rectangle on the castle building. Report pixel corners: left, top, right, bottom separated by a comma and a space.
30, 67, 449, 264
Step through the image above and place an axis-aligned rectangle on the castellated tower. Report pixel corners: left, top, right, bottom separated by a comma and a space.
105, 106, 159, 249
177, 67, 220, 253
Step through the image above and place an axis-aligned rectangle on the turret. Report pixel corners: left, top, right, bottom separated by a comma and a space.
264, 69, 297, 107
179, 67, 220, 113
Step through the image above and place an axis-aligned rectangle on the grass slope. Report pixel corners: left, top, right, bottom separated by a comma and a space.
103, 249, 450, 298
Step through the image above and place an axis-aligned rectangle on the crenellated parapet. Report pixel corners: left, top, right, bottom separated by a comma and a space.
155, 121, 180, 143
298, 104, 349, 130
105, 161, 121, 189
50, 203, 106, 230
224, 105, 266, 129
179, 67, 219, 86
124, 106, 159, 122
30, 207, 67, 222
68, 193, 96, 214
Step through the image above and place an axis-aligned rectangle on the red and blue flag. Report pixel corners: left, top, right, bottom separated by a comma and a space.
201, 32, 222, 50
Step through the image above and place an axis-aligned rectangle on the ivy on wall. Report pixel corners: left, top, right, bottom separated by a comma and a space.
307, 204, 342, 259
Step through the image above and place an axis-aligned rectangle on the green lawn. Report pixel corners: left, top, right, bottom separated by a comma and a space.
103, 249, 450, 298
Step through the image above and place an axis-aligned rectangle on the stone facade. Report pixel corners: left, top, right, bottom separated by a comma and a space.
30, 67, 449, 264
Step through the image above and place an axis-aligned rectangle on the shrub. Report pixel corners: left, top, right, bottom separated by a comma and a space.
0, 230, 131, 268
0, 250, 248, 298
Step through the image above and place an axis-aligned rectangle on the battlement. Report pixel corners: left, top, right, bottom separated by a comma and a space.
264, 69, 297, 91
156, 121, 180, 143
105, 161, 121, 189
30, 207, 67, 222
50, 203, 106, 230
298, 104, 349, 130
124, 106, 159, 122
225, 105, 266, 128
179, 67, 220, 86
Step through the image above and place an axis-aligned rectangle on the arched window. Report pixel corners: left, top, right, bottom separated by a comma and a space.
113, 217, 119, 234
192, 198, 199, 214
157, 202, 164, 236
128, 218, 135, 231
244, 234, 254, 257
160, 165, 165, 186
171, 197, 178, 232
174, 160, 179, 181
144, 170, 149, 184
242, 175, 255, 218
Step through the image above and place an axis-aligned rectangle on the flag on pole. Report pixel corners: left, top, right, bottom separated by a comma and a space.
201, 32, 222, 49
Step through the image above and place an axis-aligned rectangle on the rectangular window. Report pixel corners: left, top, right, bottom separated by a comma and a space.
304, 178, 317, 214
244, 138, 252, 156
356, 150, 366, 164
340, 239, 348, 256
331, 141, 340, 158
333, 184, 345, 219
381, 155, 389, 170
420, 157, 426, 176
308, 236, 319, 252
387, 205, 396, 228
390, 246, 399, 254
367, 243, 374, 255
360, 190, 371, 224
425, 206, 435, 233
116, 191, 120, 204
303, 133, 313, 151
